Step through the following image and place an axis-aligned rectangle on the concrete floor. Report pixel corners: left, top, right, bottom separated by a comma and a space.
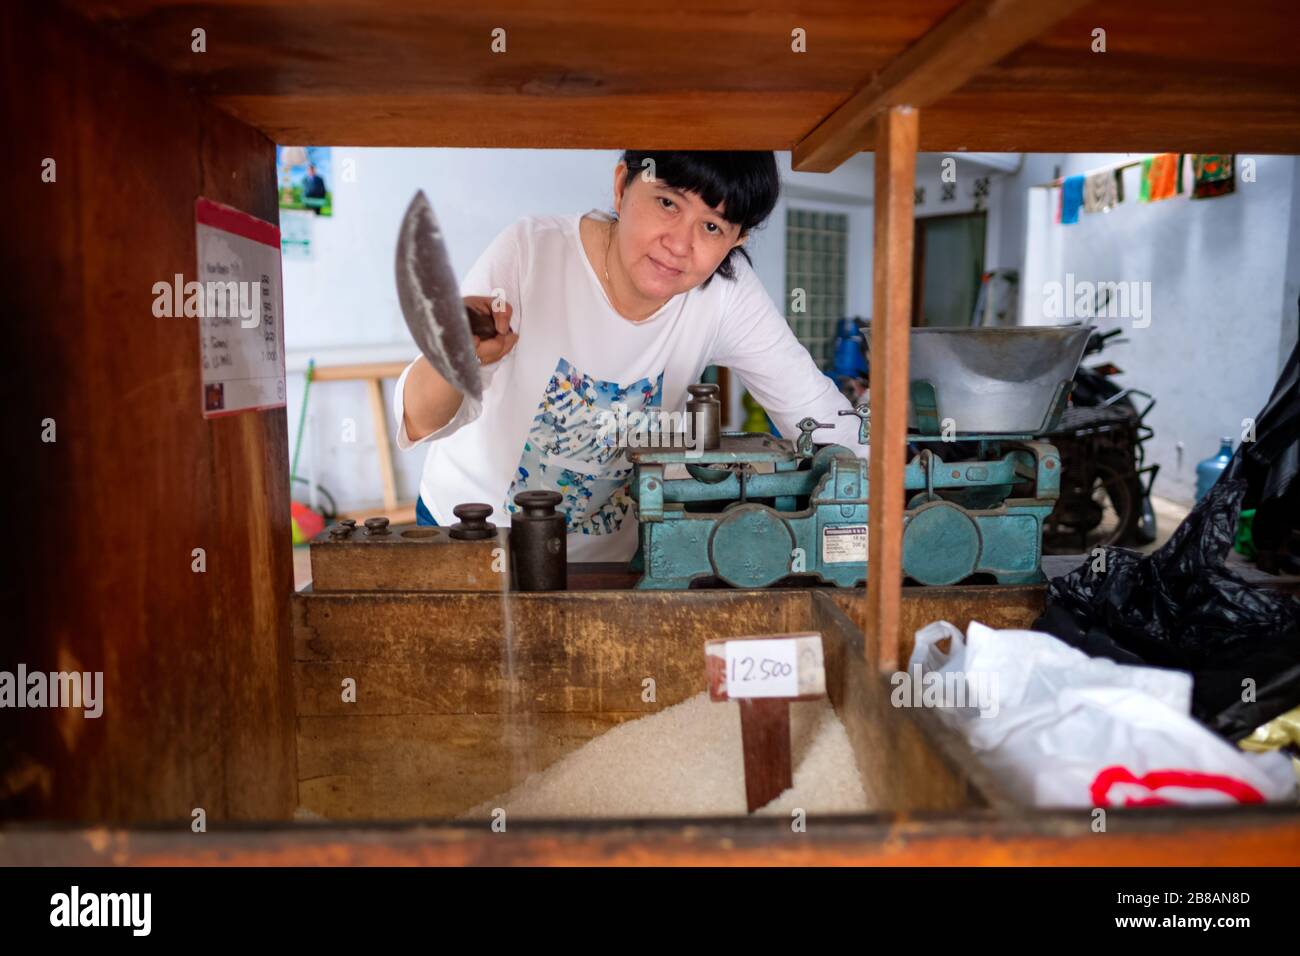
1139, 494, 1192, 554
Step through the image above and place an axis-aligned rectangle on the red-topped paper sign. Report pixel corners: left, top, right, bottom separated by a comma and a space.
194, 198, 287, 418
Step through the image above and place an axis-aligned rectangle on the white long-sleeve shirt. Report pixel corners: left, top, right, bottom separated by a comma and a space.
393, 210, 867, 562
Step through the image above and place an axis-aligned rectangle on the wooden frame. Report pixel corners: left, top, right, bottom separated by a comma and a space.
7, 0, 1300, 864
6, 809, 1300, 866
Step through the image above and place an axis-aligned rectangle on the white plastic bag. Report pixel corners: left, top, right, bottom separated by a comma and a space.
910, 620, 1297, 807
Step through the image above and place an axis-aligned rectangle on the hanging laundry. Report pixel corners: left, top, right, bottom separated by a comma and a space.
1083, 168, 1123, 213
1059, 174, 1085, 224
1139, 153, 1182, 202
1193, 153, 1235, 199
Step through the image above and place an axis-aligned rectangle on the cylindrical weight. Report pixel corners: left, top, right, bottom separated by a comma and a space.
686, 383, 721, 451
510, 491, 567, 591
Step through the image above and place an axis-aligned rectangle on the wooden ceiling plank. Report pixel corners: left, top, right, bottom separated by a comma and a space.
793, 0, 1094, 172
51, 1, 1300, 154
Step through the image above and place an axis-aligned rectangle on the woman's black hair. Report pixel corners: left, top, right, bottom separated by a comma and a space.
618, 150, 780, 285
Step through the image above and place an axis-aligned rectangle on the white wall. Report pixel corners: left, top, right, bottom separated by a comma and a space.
1018, 153, 1300, 503
767, 150, 874, 319
912, 153, 1014, 267
283, 148, 874, 511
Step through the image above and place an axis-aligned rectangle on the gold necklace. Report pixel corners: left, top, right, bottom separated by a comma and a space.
603, 218, 616, 287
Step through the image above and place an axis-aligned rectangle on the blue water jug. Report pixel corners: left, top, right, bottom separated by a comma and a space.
831, 317, 867, 382
1195, 437, 1235, 501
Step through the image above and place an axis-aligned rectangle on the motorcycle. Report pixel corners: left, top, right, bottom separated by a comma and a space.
1039, 326, 1159, 552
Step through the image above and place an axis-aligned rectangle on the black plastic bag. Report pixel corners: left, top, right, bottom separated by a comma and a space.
1035, 336, 1300, 741
1222, 330, 1300, 558
1225, 330, 1300, 510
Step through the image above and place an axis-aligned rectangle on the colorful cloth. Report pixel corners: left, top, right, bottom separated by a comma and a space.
1192, 154, 1235, 199
1084, 169, 1124, 213
1139, 153, 1182, 202
1059, 174, 1085, 224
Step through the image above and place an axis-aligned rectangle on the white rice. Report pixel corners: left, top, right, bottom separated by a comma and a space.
459, 691, 870, 819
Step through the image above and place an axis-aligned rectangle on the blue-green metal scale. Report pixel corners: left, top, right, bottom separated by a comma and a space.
627, 403, 1061, 590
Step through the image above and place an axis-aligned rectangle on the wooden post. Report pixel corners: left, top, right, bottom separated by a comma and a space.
365, 378, 399, 511
737, 699, 792, 813
5, 2, 296, 821
866, 106, 918, 674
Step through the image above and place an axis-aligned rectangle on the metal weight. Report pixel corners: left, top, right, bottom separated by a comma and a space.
510, 491, 567, 590
686, 383, 721, 451
448, 503, 497, 540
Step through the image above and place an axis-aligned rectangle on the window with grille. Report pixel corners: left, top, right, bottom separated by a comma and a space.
784, 208, 847, 371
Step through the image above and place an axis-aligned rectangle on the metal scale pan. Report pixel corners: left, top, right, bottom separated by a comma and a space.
907, 326, 1092, 437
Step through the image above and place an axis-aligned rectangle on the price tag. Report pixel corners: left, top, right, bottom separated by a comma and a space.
705, 633, 825, 702
194, 198, 286, 418
724, 638, 799, 698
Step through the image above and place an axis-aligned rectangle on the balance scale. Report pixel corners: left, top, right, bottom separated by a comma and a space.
627, 395, 1064, 590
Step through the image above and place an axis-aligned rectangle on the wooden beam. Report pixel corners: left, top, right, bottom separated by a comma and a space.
793, 0, 1093, 172
48, 1, 1300, 152
5, 811, 1300, 866
310, 360, 410, 383
866, 106, 918, 675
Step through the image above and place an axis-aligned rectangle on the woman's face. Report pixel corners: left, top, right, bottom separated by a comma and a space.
611, 163, 746, 299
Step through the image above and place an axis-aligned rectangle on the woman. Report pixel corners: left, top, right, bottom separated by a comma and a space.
394, 150, 867, 562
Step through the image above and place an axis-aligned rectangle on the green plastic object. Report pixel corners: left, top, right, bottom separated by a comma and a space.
741, 392, 772, 434
1235, 509, 1256, 560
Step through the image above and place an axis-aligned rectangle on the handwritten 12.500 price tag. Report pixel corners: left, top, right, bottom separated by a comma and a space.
724, 638, 801, 698
705, 633, 826, 702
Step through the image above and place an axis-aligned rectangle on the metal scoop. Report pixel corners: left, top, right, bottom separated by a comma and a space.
395, 190, 497, 401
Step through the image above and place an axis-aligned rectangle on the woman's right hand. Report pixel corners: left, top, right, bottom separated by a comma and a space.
465, 295, 519, 366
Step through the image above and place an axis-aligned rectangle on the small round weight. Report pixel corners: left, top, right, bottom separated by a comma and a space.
448, 502, 497, 540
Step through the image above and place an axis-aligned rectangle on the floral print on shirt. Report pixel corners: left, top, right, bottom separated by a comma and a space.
505, 357, 663, 536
